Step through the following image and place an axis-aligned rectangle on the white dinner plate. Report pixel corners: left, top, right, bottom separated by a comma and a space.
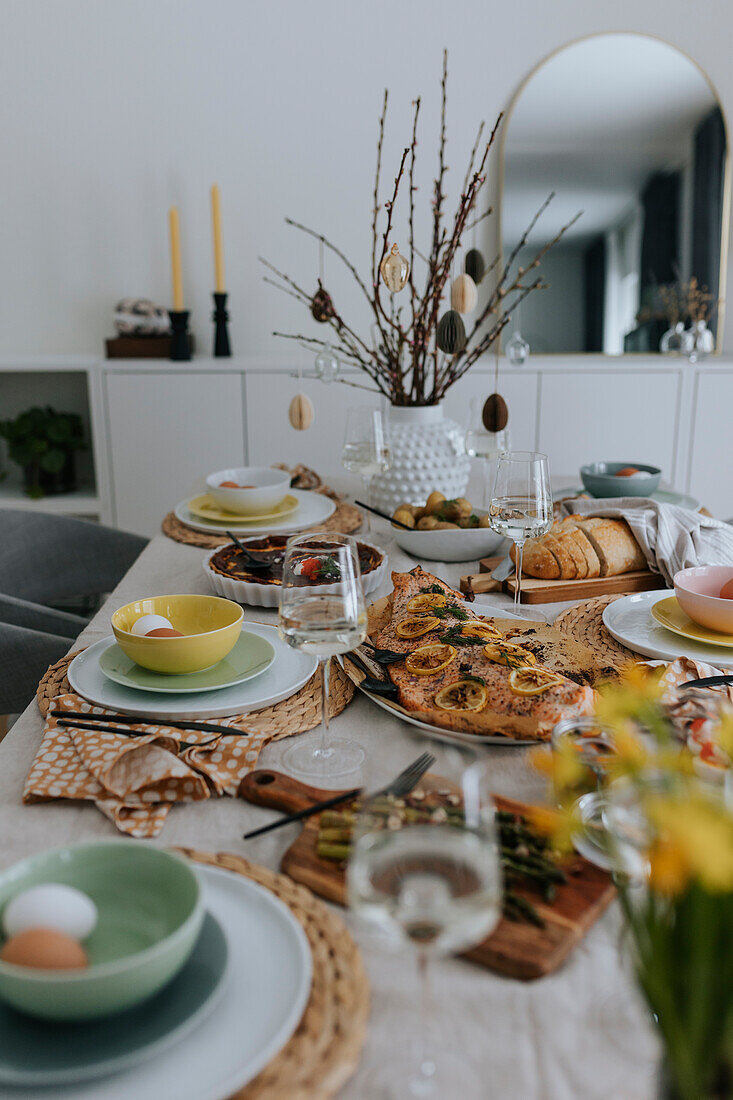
174, 489, 336, 535
16, 864, 312, 1100
67, 624, 318, 719
603, 590, 733, 669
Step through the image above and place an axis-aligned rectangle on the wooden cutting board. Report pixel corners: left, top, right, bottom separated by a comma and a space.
473, 555, 666, 604
239, 769, 615, 981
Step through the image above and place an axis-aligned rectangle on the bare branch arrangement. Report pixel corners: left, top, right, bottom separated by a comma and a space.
263, 51, 578, 407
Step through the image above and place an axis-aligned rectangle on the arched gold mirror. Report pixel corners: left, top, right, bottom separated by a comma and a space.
500, 33, 729, 355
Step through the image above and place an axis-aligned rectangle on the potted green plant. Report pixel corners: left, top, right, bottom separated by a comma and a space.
0, 406, 87, 498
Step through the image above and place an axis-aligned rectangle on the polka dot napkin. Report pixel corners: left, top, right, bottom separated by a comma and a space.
23, 693, 273, 838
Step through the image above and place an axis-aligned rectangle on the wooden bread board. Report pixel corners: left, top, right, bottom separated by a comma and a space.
473, 555, 667, 604
239, 769, 615, 981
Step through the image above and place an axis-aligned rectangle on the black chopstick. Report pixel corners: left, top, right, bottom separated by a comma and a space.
355, 500, 412, 530
50, 709, 248, 737
55, 719, 248, 742
242, 787, 362, 840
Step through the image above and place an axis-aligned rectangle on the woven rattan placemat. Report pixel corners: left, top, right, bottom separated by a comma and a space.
36, 651, 355, 738
554, 594, 637, 668
162, 493, 362, 549
178, 850, 369, 1100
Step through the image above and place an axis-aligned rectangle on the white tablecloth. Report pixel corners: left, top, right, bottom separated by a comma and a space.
0, 518, 660, 1100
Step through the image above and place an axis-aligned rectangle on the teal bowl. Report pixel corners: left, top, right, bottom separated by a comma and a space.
580, 462, 662, 499
0, 843, 202, 1021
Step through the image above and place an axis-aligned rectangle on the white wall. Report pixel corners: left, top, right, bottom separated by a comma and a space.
1, 0, 731, 358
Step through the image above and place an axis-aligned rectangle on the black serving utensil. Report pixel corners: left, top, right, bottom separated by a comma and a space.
681, 674, 733, 689
343, 651, 398, 697
241, 751, 435, 841
225, 530, 277, 570
354, 500, 413, 530
361, 641, 405, 665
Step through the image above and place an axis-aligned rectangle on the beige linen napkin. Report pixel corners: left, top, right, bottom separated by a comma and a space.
559, 497, 733, 586
24, 694, 272, 838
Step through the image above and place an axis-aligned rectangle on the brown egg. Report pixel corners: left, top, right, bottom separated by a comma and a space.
1, 928, 88, 969
145, 627, 184, 637
615, 467, 640, 477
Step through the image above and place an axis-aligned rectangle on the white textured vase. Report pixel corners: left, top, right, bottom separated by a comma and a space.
370, 404, 470, 513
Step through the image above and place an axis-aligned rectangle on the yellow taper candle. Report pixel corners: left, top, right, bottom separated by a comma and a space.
169, 206, 184, 310
211, 184, 225, 292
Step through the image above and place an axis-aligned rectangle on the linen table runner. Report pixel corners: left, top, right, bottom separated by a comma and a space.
24, 693, 272, 837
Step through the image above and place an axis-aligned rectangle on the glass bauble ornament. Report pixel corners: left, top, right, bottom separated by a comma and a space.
310, 287, 334, 323
314, 345, 340, 383
379, 243, 410, 292
436, 310, 467, 354
451, 273, 478, 314
465, 248, 486, 285
506, 330, 530, 366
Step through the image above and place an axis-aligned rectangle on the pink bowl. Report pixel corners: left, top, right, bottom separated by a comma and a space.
674, 566, 733, 634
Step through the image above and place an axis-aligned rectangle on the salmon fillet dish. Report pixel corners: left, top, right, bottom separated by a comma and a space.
370, 567, 598, 741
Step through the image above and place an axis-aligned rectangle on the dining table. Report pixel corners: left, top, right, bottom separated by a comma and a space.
0, 497, 661, 1100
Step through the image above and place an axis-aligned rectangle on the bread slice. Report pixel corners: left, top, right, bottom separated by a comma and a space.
557, 517, 601, 578
576, 518, 646, 576
543, 533, 577, 578
557, 529, 588, 578
512, 538, 561, 579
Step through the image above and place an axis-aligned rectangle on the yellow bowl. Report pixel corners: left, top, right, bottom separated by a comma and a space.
111, 594, 243, 674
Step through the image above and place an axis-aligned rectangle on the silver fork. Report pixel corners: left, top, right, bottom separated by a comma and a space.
242, 751, 435, 840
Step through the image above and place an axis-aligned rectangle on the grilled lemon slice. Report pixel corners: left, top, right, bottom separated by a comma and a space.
405, 643, 457, 676
459, 621, 501, 642
483, 642, 536, 669
407, 593, 447, 613
508, 666, 564, 696
433, 679, 488, 711
395, 615, 441, 639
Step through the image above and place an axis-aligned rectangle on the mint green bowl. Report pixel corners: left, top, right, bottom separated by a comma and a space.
0, 843, 202, 1022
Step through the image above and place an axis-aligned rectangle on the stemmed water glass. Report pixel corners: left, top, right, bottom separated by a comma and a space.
279, 532, 367, 782
348, 760, 502, 1097
342, 406, 391, 532
464, 397, 510, 509
489, 450, 552, 611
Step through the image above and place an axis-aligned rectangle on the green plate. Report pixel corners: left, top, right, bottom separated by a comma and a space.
0, 911, 227, 1085
99, 630, 275, 693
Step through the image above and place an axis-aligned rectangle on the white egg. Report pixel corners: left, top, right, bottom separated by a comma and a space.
3, 884, 98, 941
130, 613, 173, 637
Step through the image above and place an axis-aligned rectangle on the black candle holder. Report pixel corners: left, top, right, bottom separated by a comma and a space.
169, 310, 191, 361
212, 292, 231, 357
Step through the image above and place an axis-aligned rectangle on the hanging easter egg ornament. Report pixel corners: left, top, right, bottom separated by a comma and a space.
482, 393, 509, 433
450, 273, 478, 315
310, 287, 334, 323
380, 243, 410, 293
436, 310, 467, 354
289, 393, 314, 431
465, 248, 486, 285
314, 345, 340, 384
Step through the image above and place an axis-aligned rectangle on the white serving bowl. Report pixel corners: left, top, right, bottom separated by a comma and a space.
203, 539, 389, 608
391, 523, 505, 563
206, 467, 291, 515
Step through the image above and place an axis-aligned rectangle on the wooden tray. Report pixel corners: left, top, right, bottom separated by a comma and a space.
239, 770, 615, 981
471, 555, 666, 605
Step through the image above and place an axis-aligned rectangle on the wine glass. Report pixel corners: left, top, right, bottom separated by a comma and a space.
279, 533, 367, 782
464, 397, 510, 509
342, 406, 390, 532
489, 450, 552, 612
348, 760, 502, 1097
